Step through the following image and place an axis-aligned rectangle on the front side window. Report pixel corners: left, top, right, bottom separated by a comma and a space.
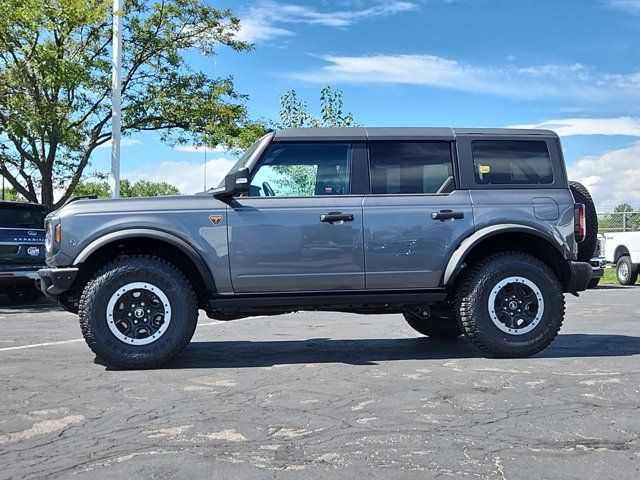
472, 140, 553, 185
369, 142, 454, 195
250, 143, 351, 197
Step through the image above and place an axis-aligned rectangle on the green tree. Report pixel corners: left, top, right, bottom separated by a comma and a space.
0, 0, 259, 208
73, 179, 180, 198
277, 85, 357, 128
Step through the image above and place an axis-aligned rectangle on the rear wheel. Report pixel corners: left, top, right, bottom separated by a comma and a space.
403, 305, 462, 339
454, 252, 564, 358
79, 256, 198, 369
616, 256, 638, 285
6, 285, 41, 304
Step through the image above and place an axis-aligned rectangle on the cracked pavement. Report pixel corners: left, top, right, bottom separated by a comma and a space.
1, 286, 639, 479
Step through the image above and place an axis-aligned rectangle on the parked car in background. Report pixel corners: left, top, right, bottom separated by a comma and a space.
0, 201, 48, 303
599, 231, 640, 285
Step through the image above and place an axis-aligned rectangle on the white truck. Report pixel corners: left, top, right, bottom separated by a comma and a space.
598, 232, 640, 285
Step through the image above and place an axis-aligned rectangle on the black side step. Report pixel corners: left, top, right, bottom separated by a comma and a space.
209, 289, 448, 310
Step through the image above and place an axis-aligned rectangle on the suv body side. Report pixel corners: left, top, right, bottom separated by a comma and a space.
39, 128, 585, 313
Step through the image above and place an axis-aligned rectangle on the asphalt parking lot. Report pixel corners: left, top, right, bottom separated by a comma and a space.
1, 287, 639, 479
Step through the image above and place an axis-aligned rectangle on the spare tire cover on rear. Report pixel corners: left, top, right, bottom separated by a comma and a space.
569, 181, 598, 262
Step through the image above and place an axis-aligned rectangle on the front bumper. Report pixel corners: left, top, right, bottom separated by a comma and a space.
37, 267, 79, 298
590, 257, 605, 279
566, 261, 593, 293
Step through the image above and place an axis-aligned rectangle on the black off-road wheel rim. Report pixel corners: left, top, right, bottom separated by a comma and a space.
106, 282, 172, 346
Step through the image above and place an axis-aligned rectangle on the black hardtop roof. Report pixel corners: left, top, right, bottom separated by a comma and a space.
0, 200, 48, 210
273, 127, 557, 142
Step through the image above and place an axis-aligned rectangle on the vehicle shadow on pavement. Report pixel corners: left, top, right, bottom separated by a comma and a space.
0, 296, 58, 313
143, 334, 640, 370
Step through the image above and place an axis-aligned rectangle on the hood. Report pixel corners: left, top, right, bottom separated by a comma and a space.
54, 195, 227, 218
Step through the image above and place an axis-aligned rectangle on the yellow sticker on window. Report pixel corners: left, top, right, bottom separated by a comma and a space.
479, 165, 491, 174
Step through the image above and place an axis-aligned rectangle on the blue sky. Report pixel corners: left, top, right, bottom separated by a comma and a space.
93, 0, 640, 208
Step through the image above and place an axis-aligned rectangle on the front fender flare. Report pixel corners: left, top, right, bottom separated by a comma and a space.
73, 228, 216, 292
442, 223, 568, 285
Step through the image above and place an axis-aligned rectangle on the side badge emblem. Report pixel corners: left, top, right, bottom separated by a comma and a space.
209, 214, 223, 226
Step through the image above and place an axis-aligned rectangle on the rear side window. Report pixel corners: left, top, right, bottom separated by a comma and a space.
0, 207, 46, 229
250, 143, 350, 197
369, 142, 454, 194
472, 140, 553, 185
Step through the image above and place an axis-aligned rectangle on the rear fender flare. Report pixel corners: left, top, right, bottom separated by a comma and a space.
442, 224, 567, 285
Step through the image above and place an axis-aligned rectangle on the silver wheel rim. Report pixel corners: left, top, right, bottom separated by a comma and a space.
106, 282, 172, 345
619, 262, 629, 281
488, 276, 544, 336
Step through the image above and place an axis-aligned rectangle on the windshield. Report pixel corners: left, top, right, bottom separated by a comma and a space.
0, 207, 47, 229
216, 138, 263, 188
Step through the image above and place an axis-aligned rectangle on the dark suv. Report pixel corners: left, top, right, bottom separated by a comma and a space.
1, 201, 47, 303
38, 128, 593, 368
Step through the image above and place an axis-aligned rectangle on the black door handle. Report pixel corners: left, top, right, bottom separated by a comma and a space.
320, 212, 354, 223
431, 210, 464, 221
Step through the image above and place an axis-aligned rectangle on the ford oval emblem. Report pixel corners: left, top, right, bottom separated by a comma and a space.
27, 230, 38, 236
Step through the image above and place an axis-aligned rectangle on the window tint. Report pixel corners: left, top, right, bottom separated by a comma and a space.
250, 143, 350, 197
0, 207, 46, 228
472, 140, 553, 185
369, 142, 454, 194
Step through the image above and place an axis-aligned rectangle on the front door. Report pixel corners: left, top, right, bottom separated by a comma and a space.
227, 142, 365, 293
363, 141, 475, 289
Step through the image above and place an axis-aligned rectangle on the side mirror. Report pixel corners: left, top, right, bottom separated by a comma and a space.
222, 167, 250, 196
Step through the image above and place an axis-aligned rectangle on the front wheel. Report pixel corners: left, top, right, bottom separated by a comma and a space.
616, 256, 638, 286
454, 252, 564, 358
78, 256, 198, 369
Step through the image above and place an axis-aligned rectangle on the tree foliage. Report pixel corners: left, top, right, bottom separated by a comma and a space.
277, 86, 357, 128
73, 179, 179, 197
0, 0, 259, 207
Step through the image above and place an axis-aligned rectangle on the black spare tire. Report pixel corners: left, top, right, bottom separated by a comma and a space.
569, 181, 598, 262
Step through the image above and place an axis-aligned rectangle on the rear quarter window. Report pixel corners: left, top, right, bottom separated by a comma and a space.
472, 140, 553, 185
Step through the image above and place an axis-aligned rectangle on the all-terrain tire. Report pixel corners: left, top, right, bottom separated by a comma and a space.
78, 256, 198, 369
569, 181, 598, 262
454, 252, 565, 358
403, 306, 462, 339
7, 285, 42, 304
587, 277, 601, 289
616, 256, 638, 286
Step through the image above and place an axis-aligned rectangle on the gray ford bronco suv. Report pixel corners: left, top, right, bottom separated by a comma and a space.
38, 128, 593, 368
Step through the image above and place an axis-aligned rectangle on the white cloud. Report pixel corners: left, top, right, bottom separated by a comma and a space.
604, 0, 640, 12
124, 157, 236, 194
173, 145, 228, 153
96, 138, 143, 149
292, 54, 640, 103
508, 117, 640, 137
237, 1, 417, 43
568, 142, 640, 209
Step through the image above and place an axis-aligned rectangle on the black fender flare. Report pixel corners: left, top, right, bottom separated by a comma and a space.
73, 228, 216, 292
442, 223, 569, 285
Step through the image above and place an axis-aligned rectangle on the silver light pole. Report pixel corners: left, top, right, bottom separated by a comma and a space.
204, 145, 207, 191
110, 0, 122, 198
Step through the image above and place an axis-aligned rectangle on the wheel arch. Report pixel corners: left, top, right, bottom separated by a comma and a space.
613, 245, 631, 263
71, 229, 215, 305
443, 224, 571, 290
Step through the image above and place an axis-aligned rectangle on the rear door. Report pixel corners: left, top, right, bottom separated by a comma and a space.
363, 141, 474, 289
227, 142, 365, 293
